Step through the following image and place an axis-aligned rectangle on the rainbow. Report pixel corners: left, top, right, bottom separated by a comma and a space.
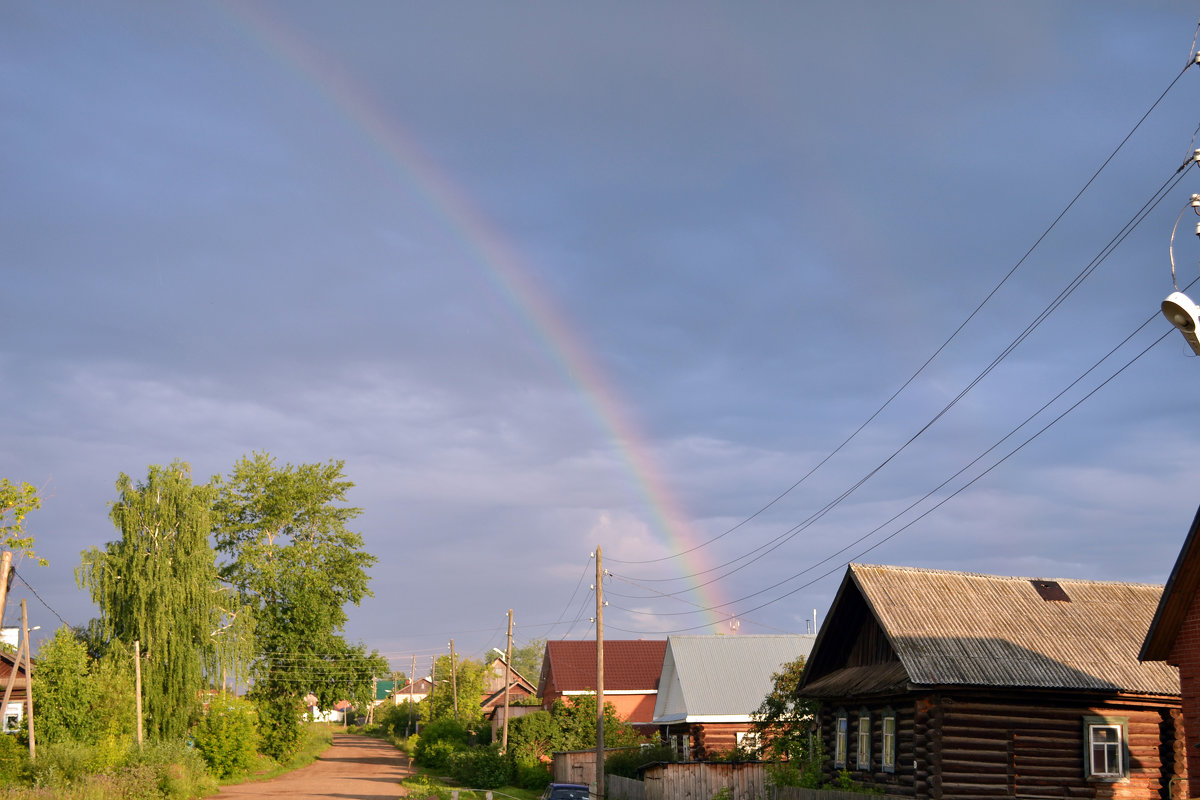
220, 4, 733, 631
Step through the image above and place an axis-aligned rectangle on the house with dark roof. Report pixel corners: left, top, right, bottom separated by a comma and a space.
0, 649, 29, 734
799, 563, 1183, 799
538, 639, 667, 728
652, 634, 815, 760
1141, 504, 1200, 797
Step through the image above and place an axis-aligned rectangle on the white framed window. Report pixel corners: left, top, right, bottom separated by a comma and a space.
834, 709, 848, 768
856, 709, 871, 770
1083, 716, 1127, 781
881, 708, 896, 773
3, 702, 21, 733
736, 731, 761, 754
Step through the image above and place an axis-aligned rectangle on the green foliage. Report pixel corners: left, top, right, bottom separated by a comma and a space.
32, 626, 95, 745
414, 717, 469, 768
506, 695, 641, 765
752, 655, 818, 765
449, 743, 511, 788
213, 452, 385, 761
375, 700, 420, 739
605, 742, 676, 778
0, 732, 28, 785
711, 787, 732, 800
77, 461, 222, 741
426, 655, 487, 726
509, 638, 545, 683
510, 758, 551, 790
401, 774, 455, 800
192, 693, 258, 779
0, 479, 44, 565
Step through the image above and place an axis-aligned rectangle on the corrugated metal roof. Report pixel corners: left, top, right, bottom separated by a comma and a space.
848, 563, 1178, 695
653, 634, 815, 723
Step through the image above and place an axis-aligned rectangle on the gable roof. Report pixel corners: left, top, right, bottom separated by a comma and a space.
802, 563, 1178, 697
539, 639, 666, 696
1141, 504, 1200, 662
653, 634, 815, 724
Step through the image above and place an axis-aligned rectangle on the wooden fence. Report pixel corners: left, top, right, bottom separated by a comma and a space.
602, 764, 906, 800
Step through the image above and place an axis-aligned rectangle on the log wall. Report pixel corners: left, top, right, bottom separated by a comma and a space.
816, 693, 1183, 800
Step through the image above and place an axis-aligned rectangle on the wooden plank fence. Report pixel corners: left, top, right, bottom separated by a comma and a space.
603, 764, 905, 800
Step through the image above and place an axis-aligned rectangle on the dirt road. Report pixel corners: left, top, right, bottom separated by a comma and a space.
206, 734, 413, 799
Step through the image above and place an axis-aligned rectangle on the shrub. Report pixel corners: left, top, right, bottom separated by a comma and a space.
413, 718, 469, 769
28, 741, 93, 787
192, 694, 258, 779
0, 733, 29, 786
450, 744, 510, 788
126, 739, 217, 800
510, 758, 551, 790
605, 742, 676, 778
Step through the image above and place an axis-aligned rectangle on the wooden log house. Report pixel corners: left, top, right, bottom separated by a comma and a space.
798, 564, 1184, 799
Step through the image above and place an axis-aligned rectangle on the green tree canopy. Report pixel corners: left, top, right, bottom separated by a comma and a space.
77, 461, 222, 741
213, 452, 386, 759
1, 479, 43, 565
426, 654, 486, 726
752, 654, 818, 764
509, 638, 545, 683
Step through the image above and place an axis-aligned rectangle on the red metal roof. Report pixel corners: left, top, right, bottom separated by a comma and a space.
543, 639, 666, 693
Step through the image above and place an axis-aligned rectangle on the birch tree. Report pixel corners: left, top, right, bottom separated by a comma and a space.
78, 461, 222, 740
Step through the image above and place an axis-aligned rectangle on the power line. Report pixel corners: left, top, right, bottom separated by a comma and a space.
606, 57, 1196, 569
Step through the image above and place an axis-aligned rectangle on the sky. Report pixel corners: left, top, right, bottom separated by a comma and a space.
6, 2, 1200, 677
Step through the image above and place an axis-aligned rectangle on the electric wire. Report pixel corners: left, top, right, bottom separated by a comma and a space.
605, 57, 1196, 568
606, 311, 1176, 635
610, 160, 1193, 599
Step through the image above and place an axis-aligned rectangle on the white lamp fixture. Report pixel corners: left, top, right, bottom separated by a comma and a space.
1162, 291, 1200, 355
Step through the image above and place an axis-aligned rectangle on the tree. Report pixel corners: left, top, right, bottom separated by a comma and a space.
213, 452, 387, 760
0, 479, 43, 565
509, 638, 545, 683
32, 626, 95, 744
752, 654, 819, 766
425, 655, 486, 726
77, 461, 222, 741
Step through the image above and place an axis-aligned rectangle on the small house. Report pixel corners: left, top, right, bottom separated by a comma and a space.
652, 634, 815, 760
538, 639, 667, 729
799, 563, 1183, 799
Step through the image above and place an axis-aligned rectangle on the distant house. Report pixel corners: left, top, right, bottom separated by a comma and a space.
1141, 504, 1200, 796
480, 654, 537, 721
652, 634, 815, 760
393, 676, 435, 705
799, 563, 1183, 799
538, 639, 667, 729
0, 649, 28, 733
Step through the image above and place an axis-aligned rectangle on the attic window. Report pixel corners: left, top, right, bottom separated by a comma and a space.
1031, 580, 1070, 602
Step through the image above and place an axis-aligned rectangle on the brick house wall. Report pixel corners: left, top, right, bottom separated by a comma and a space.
1168, 596, 1200, 796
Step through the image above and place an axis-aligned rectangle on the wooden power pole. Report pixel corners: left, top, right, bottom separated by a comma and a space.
595, 548, 605, 800
502, 609, 513, 753
134, 639, 143, 749
21, 599, 34, 760
450, 639, 459, 722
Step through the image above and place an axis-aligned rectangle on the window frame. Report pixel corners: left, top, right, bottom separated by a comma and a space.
881, 707, 896, 773
1083, 715, 1128, 782
2, 702, 21, 733
834, 709, 848, 768
856, 708, 871, 771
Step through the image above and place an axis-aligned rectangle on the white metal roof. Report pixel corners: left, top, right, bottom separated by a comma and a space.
652, 634, 815, 724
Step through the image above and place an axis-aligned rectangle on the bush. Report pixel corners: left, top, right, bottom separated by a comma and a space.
605, 742, 676, 778
413, 718, 469, 769
510, 758, 551, 790
450, 744, 510, 788
192, 694, 258, 779
0, 734, 28, 786
28, 741, 93, 787
126, 739, 217, 800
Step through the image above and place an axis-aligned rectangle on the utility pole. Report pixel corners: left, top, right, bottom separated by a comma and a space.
21, 599, 34, 760
407, 654, 416, 736
595, 548, 605, 800
134, 639, 143, 750
501, 609, 513, 753
450, 639, 459, 722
